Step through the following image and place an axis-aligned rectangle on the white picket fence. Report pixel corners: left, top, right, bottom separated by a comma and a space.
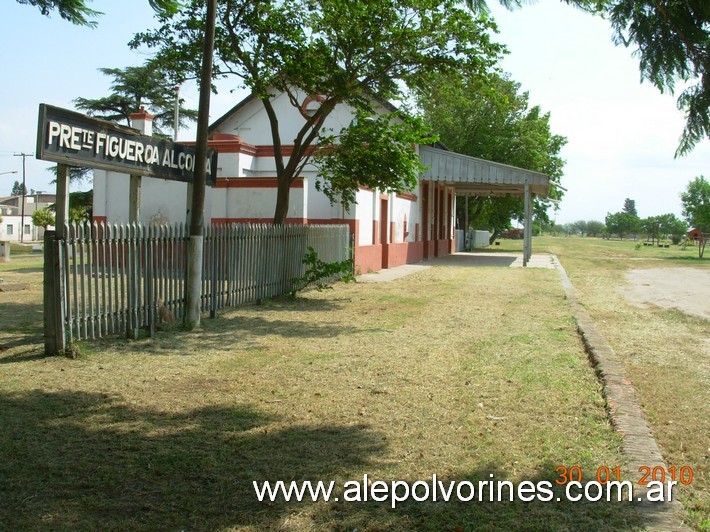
49, 222, 351, 344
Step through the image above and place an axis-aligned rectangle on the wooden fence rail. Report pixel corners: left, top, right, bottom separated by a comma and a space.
44, 222, 351, 350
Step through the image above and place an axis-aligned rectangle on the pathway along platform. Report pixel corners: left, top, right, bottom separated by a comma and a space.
552, 255, 690, 531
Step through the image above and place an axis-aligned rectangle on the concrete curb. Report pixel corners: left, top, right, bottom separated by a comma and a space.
552, 255, 691, 531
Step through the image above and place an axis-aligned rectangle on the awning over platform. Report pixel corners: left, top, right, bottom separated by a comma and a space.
419, 146, 550, 266
420, 146, 550, 197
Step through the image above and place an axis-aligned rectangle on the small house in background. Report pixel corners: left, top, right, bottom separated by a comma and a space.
687, 227, 703, 242
500, 228, 524, 240
0, 191, 56, 242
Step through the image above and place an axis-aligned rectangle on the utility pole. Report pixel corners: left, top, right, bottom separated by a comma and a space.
185, 0, 217, 330
13, 152, 33, 243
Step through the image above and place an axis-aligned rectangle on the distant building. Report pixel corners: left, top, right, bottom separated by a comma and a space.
0, 190, 56, 242
687, 227, 703, 242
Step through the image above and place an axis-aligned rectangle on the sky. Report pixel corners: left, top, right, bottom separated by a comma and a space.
0, 0, 707, 224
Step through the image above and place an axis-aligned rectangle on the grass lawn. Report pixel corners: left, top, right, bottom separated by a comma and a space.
0, 252, 641, 530
532, 236, 709, 530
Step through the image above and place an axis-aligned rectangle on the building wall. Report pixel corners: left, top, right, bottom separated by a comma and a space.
0, 215, 40, 242
92, 92, 455, 273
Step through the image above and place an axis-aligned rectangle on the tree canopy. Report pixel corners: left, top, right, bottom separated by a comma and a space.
605, 211, 640, 239
74, 65, 198, 137
681, 175, 710, 231
133, 0, 503, 223
472, 0, 710, 157
416, 69, 566, 239
680, 175, 709, 257
16, 0, 180, 26
622, 198, 637, 217
11, 181, 27, 196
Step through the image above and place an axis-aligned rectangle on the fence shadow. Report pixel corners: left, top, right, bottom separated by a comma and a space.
0, 389, 386, 530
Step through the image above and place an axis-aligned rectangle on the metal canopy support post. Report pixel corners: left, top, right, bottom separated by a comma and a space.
464, 194, 469, 251
523, 182, 531, 267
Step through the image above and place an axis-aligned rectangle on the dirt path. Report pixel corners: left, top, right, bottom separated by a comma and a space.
621, 267, 710, 321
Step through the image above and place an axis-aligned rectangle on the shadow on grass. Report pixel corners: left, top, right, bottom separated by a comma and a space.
0, 389, 385, 530
0, 302, 44, 352
0, 390, 643, 530
0, 266, 43, 274
655, 254, 708, 262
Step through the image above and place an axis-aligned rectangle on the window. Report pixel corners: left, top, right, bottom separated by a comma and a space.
7, 224, 13, 235
24, 224, 31, 235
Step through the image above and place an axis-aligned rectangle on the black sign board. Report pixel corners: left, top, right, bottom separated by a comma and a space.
37, 104, 217, 185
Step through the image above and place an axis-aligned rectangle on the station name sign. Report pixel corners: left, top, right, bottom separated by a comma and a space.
37, 104, 217, 185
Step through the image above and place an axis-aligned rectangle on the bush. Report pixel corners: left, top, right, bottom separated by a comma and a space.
290, 246, 355, 297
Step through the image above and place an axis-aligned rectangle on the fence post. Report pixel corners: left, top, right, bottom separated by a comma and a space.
127, 223, 140, 339
43, 230, 65, 355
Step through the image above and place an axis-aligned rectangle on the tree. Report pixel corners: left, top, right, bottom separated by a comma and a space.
74, 65, 198, 136
31, 207, 55, 228
472, 0, 710, 157
623, 197, 637, 217
314, 110, 435, 211
11, 180, 27, 196
642, 213, 687, 244
658, 213, 687, 243
16, 0, 180, 27
134, 0, 503, 224
605, 211, 640, 239
680, 175, 710, 257
641, 215, 661, 244
586, 220, 606, 237
416, 69, 566, 241
571, 220, 588, 236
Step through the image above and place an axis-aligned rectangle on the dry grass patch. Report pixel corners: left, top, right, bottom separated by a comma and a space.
0, 258, 639, 529
539, 236, 709, 530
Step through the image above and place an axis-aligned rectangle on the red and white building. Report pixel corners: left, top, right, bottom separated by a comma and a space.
93, 90, 550, 272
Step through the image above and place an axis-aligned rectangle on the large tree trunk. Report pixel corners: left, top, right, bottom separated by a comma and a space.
273, 178, 291, 225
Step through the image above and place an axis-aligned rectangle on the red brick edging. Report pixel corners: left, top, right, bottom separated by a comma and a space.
552, 255, 690, 531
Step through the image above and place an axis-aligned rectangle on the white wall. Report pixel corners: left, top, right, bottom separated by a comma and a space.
0, 215, 38, 242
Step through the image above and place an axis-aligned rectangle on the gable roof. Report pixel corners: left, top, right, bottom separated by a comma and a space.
209, 89, 400, 133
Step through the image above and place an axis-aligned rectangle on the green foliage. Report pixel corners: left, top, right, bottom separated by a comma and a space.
681, 175, 710, 258
622, 198, 637, 217
290, 246, 355, 297
74, 64, 198, 135
470, 0, 710, 156
16, 0, 180, 26
314, 111, 435, 211
641, 213, 687, 244
586, 220, 606, 237
47, 190, 93, 224
48, 165, 92, 185
11, 180, 27, 196
31, 207, 55, 228
605, 211, 640, 239
597, 0, 710, 157
16, 0, 102, 26
133, 0, 503, 223
417, 69, 567, 234
680, 175, 710, 231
